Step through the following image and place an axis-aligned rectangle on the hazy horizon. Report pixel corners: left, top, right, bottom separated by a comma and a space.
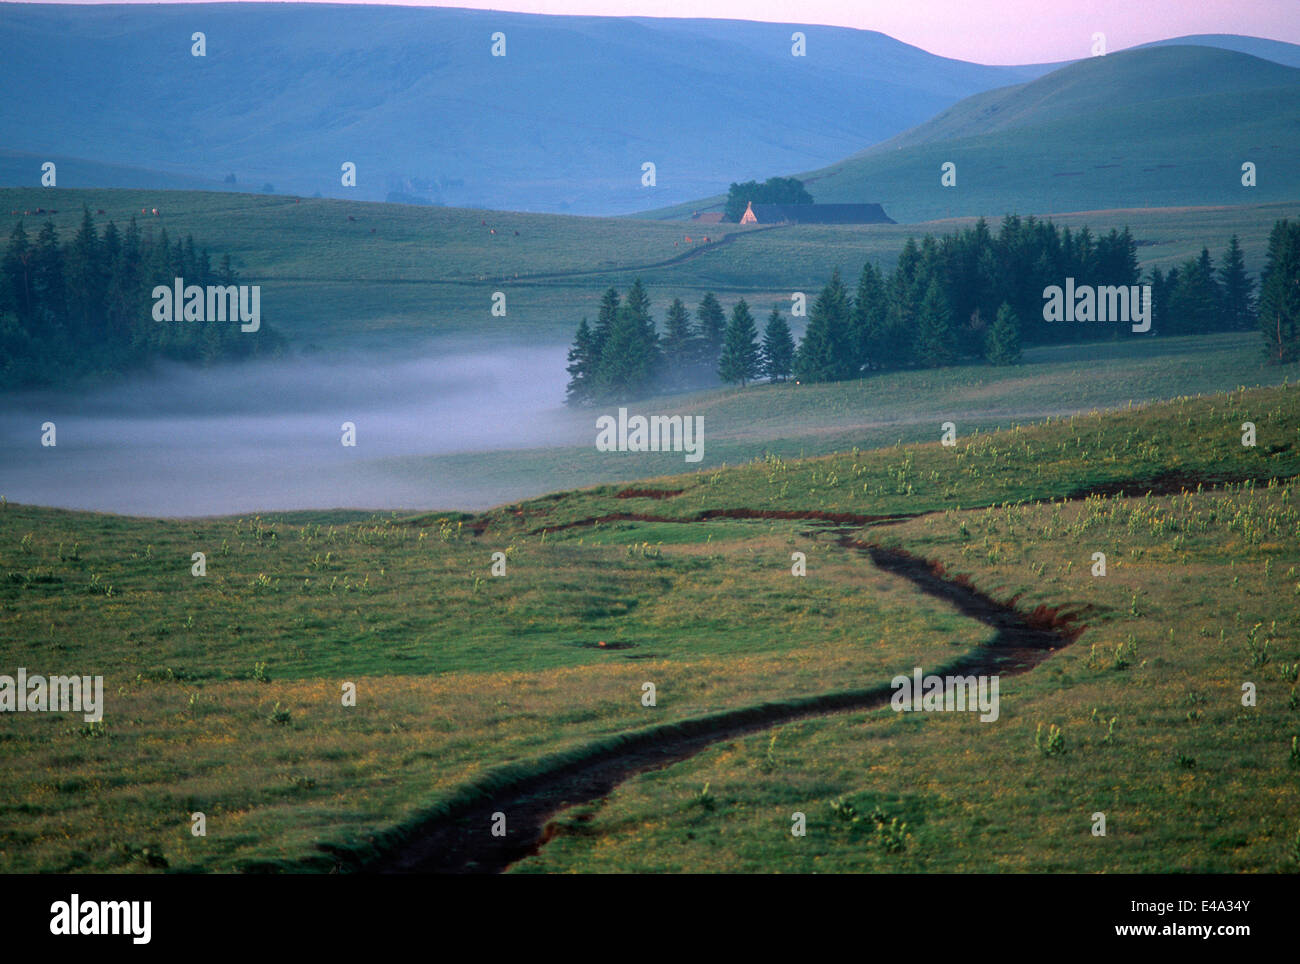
8, 0, 1298, 65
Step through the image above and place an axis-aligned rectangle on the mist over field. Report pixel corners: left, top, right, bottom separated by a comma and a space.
0, 339, 578, 516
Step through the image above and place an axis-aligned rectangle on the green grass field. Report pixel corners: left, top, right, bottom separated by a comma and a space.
380, 332, 1292, 508
515, 479, 1300, 873
4, 187, 1297, 346
2, 379, 1297, 872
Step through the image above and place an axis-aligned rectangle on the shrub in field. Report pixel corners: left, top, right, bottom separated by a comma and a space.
1035, 722, 1066, 757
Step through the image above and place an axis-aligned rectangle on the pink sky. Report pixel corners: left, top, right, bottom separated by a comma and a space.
17, 1, 1300, 64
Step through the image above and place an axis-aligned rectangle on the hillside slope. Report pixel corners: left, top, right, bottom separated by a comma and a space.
4, 187, 1297, 343
1138, 32, 1300, 68
651, 45, 1300, 222
0, 3, 1051, 215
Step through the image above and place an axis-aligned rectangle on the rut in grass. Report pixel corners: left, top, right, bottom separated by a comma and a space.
504, 466, 1292, 540
356, 521, 1085, 875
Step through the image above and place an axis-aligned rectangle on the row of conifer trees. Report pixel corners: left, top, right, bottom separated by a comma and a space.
0, 209, 283, 388
565, 214, 1297, 404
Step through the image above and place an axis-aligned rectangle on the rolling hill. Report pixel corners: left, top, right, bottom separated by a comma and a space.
651, 45, 1300, 222
0, 3, 1054, 216
1139, 32, 1300, 68
3, 186, 1297, 344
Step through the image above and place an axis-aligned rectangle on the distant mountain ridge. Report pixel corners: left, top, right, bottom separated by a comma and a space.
0, 3, 1056, 214
3, 6, 1296, 219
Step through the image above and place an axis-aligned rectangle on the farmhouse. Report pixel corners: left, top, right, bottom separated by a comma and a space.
739, 200, 895, 225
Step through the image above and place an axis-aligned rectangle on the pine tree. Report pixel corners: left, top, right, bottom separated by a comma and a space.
623, 278, 660, 373
564, 317, 598, 405
660, 297, 695, 374
30, 220, 65, 331
881, 240, 923, 369
761, 307, 794, 382
912, 278, 956, 367
67, 207, 105, 341
597, 302, 657, 397
696, 292, 726, 370
984, 301, 1021, 365
119, 218, 144, 343
1219, 235, 1255, 330
1148, 266, 1167, 335
1259, 219, 1300, 363
1196, 247, 1223, 327
1169, 249, 1222, 334
1, 221, 32, 323
718, 298, 760, 386
794, 269, 854, 382
592, 287, 620, 360
851, 260, 887, 371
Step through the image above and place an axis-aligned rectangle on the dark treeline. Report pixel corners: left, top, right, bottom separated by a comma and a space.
0, 208, 284, 389
723, 176, 813, 223
566, 215, 1299, 404
564, 280, 796, 405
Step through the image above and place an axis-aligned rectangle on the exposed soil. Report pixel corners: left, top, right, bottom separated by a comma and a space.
1064, 468, 1287, 501
616, 488, 686, 500
527, 506, 917, 537
514, 467, 1292, 539
362, 524, 1084, 875
575, 639, 637, 651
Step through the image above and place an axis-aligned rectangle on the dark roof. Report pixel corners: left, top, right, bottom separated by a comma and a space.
750, 203, 895, 225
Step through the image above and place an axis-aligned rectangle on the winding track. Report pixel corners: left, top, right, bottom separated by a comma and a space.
364, 468, 1286, 872
362, 517, 1086, 875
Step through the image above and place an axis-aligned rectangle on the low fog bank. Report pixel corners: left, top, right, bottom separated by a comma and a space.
0, 339, 584, 516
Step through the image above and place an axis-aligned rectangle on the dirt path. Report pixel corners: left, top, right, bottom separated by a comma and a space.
512, 506, 918, 537
364, 521, 1085, 874
494, 467, 1295, 539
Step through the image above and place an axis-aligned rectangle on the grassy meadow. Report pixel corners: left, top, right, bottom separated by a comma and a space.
3, 188, 1297, 345
375, 331, 1291, 508
2, 380, 1298, 872
515, 480, 1300, 873
0, 506, 984, 872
